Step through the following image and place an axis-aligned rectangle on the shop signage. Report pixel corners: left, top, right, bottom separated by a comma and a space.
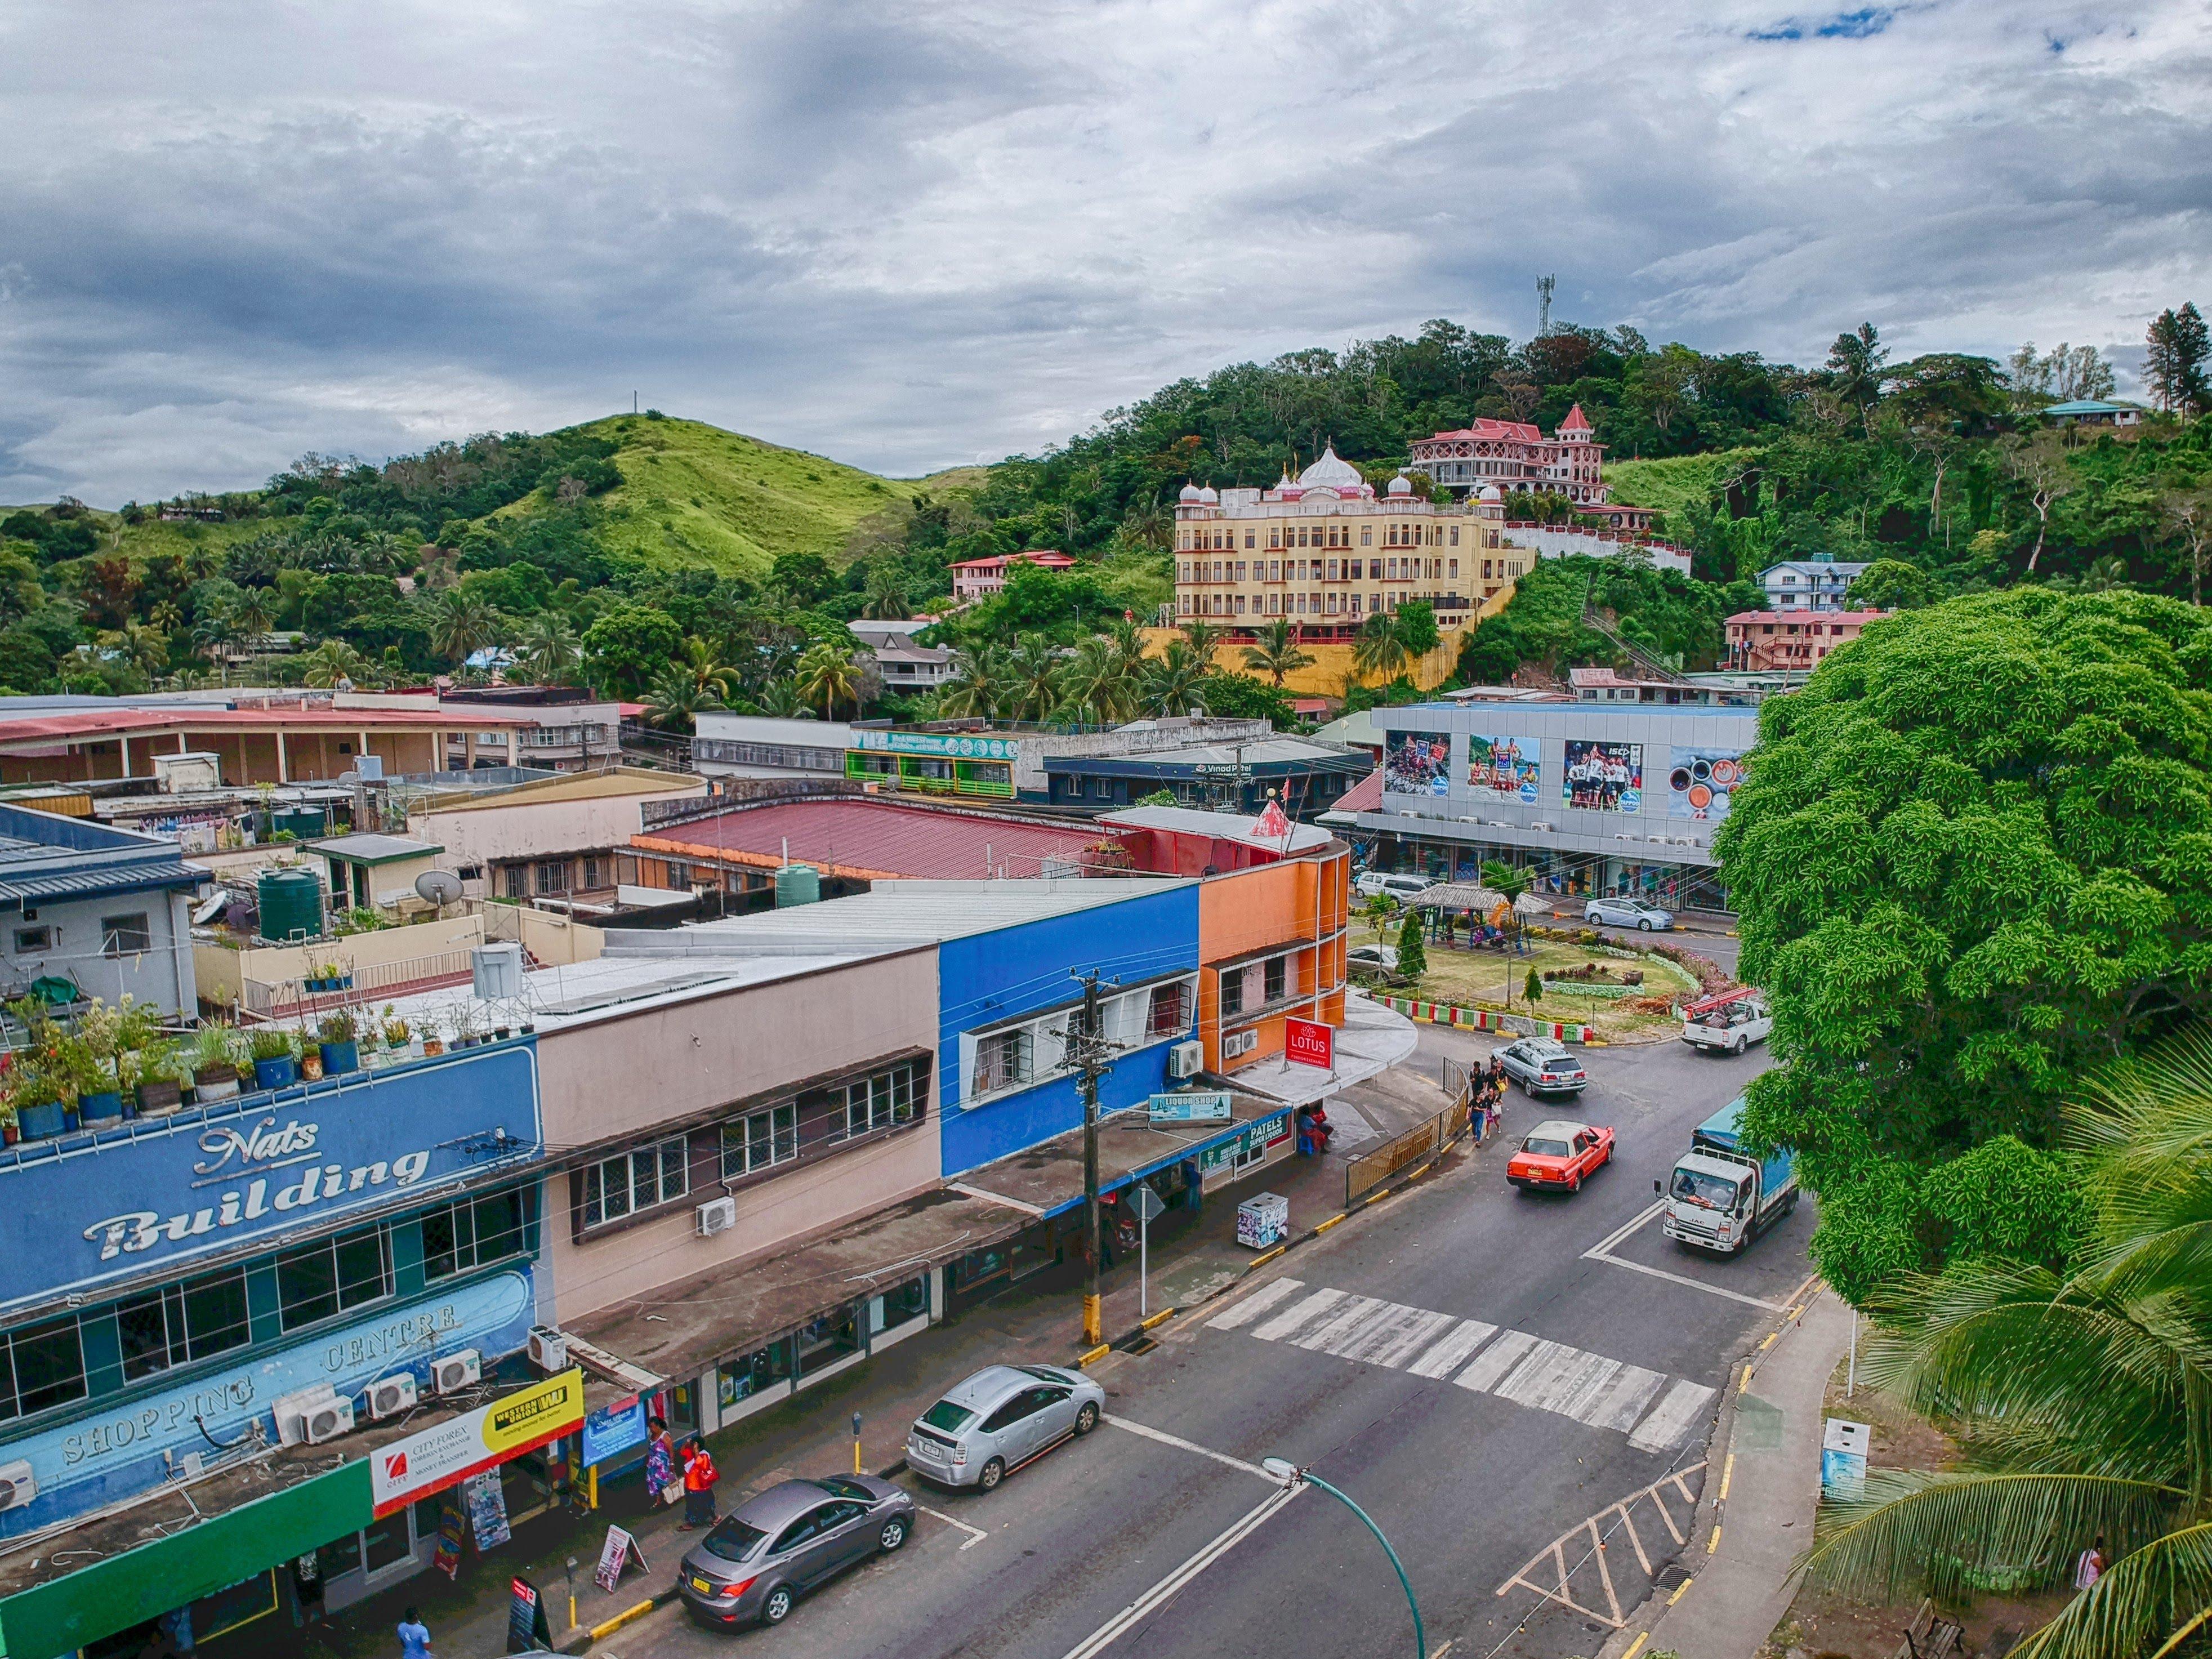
594, 1524, 649, 1593
581, 1394, 648, 1465
1148, 1090, 1232, 1123
371, 1367, 585, 1516
1284, 1018, 1334, 1069
0, 1044, 541, 1315
854, 730, 1018, 761
1198, 1110, 1292, 1174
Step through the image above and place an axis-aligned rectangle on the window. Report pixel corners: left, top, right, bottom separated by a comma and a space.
114, 1269, 252, 1380
421, 1189, 530, 1282
101, 913, 151, 957
505, 866, 528, 899
843, 1063, 919, 1137
276, 1227, 391, 1331
1450, 526, 1461, 546
12, 926, 49, 955
1243, 531, 1255, 548
535, 860, 570, 894
1220, 967, 1245, 1017
582, 1136, 690, 1225
0, 1315, 86, 1422
1361, 527, 1372, 546
971, 1028, 1031, 1095
721, 1104, 797, 1177
1264, 956, 1287, 1002
583, 857, 603, 889
1449, 559, 1458, 578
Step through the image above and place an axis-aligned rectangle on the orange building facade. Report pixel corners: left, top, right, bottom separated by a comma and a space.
1196, 845, 1350, 1075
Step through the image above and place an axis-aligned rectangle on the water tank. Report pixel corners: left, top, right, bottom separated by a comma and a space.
273, 808, 327, 839
774, 864, 820, 908
257, 868, 325, 944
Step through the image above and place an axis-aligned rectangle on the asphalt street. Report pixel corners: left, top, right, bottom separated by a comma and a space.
610, 1032, 1803, 1659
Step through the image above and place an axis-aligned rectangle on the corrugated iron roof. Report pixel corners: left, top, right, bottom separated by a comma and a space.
635, 797, 1117, 881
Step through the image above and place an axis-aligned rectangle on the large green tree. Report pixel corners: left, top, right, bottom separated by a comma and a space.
1715, 587, 2212, 1299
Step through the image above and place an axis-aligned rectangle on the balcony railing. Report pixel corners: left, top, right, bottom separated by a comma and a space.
241, 948, 479, 1018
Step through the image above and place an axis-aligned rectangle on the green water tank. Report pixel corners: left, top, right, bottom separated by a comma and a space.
774, 864, 820, 908
273, 808, 327, 839
257, 868, 325, 943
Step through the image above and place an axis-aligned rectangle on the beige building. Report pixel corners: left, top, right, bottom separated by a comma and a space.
404, 765, 708, 906
1174, 451, 1525, 639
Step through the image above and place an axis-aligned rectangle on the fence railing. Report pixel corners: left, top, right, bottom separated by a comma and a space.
240, 948, 478, 1018
1344, 1069, 1475, 1209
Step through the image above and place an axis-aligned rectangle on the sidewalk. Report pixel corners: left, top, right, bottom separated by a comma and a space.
243, 1081, 1480, 1659
1606, 1290, 1856, 1659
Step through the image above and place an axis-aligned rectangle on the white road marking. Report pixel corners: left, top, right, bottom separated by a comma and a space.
917, 1505, 988, 1550
1627, 1378, 1718, 1451
1582, 1199, 1791, 1310
1058, 1482, 1304, 1659
1497, 1343, 1617, 1417
1293, 1294, 1390, 1353
1251, 1286, 1345, 1341
1575, 1362, 1669, 1431
1101, 1414, 1274, 1481
1454, 1329, 1540, 1393
1345, 1306, 1459, 1368
1205, 1277, 1306, 1330
1405, 1318, 1497, 1378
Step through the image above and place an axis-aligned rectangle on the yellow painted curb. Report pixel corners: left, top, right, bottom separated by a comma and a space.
1707, 1523, 1722, 1555
1245, 1244, 1288, 1269
1622, 1634, 1649, 1659
1313, 1213, 1347, 1233
1667, 1576, 1693, 1606
1077, 1343, 1112, 1367
1719, 1451, 1736, 1501
590, 1598, 658, 1639
1140, 1307, 1178, 1331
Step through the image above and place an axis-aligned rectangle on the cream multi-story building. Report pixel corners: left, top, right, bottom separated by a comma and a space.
1173, 448, 1526, 641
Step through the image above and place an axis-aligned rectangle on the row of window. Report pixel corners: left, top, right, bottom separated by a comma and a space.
1180, 520, 1479, 554
578, 1059, 929, 1229
1218, 953, 1291, 1017
10, 911, 153, 961
966, 980, 1192, 1100
1181, 556, 1456, 585
0, 1188, 532, 1425
1182, 590, 1442, 619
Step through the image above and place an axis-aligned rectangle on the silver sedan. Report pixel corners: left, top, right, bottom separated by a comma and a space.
904, 1363, 1104, 1491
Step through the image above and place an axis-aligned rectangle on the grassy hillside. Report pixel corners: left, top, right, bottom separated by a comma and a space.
497, 415, 911, 579
1604, 447, 1759, 519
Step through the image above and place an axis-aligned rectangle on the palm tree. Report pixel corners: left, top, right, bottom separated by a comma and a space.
1180, 618, 1223, 666
793, 643, 863, 720
191, 612, 245, 683
644, 660, 724, 730
1055, 637, 1138, 725
515, 614, 583, 685
300, 639, 373, 689
1242, 618, 1314, 688
1144, 639, 1210, 716
755, 679, 814, 719
1480, 859, 1532, 948
1804, 1027, 2212, 1659
862, 566, 911, 621
673, 637, 739, 704
231, 588, 275, 647
429, 590, 496, 667
1352, 612, 1412, 685
939, 646, 1007, 719
1006, 642, 1062, 723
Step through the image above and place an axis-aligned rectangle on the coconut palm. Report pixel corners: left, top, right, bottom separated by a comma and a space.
672, 637, 739, 704
429, 590, 496, 667
1056, 637, 1138, 725
862, 565, 911, 621
1143, 639, 1210, 716
1180, 617, 1223, 666
1480, 859, 1532, 946
1352, 611, 1412, 684
793, 643, 864, 721
300, 639, 374, 689
1804, 1026, 2212, 1659
191, 612, 245, 682
644, 660, 724, 730
1005, 642, 1062, 723
1242, 618, 1314, 688
515, 614, 583, 685
231, 588, 275, 646
939, 646, 1007, 720
755, 679, 814, 719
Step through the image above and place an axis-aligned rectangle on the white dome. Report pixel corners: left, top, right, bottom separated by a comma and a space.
1198, 486, 1219, 504
1387, 473, 1412, 496
1296, 444, 1364, 492
1478, 485, 1504, 502
1179, 483, 1202, 503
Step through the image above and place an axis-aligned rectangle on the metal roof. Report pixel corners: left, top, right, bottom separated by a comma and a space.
636, 797, 1115, 881
311, 833, 443, 864
1096, 804, 1335, 854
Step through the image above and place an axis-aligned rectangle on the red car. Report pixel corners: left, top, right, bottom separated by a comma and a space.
1507, 1119, 1615, 1194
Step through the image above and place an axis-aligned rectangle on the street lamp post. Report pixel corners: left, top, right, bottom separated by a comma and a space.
1260, 1458, 1425, 1657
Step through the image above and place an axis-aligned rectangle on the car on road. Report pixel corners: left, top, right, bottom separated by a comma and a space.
1346, 942, 1400, 980
678, 1475, 916, 1629
1681, 988, 1772, 1055
1508, 1118, 1615, 1193
904, 1363, 1104, 1492
1584, 897, 1675, 931
1354, 871, 1433, 905
1491, 1037, 1589, 1097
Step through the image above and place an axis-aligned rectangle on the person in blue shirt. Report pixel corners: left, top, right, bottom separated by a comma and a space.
396, 1608, 432, 1659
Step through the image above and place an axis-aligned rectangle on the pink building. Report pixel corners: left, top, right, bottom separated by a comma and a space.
949, 548, 1077, 600
1407, 405, 1609, 506
1725, 608, 1890, 672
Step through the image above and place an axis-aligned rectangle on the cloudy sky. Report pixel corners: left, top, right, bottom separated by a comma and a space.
2, 0, 2206, 505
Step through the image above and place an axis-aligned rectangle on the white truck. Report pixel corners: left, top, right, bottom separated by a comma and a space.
1658, 1095, 1798, 1255
1681, 987, 1772, 1055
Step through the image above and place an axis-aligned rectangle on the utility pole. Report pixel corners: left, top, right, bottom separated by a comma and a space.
1070, 970, 1110, 1346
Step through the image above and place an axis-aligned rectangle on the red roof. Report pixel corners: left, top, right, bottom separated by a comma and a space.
1559, 404, 1593, 432
948, 550, 1077, 573
1330, 769, 1383, 815
1421, 418, 1543, 443
634, 797, 1122, 881
0, 705, 534, 748
1725, 609, 1890, 626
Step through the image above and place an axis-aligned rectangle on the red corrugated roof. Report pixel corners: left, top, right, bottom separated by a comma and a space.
1559, 403, 1593, 432
0, 706, 533, 747
1331, 769, 1383, 814
635, 797, 1122, 881
1421, 418, 1544, 443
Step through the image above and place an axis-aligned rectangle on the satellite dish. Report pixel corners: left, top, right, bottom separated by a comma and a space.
415, 870, 465, 908
191, 890, 231, 927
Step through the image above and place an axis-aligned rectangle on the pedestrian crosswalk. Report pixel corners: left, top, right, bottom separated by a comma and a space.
1206, 1277, 1715, 1452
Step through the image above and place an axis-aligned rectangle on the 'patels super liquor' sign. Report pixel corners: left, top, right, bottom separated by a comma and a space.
0, 1044, 542, 1317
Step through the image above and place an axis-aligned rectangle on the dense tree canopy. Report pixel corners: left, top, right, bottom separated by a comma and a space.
1715, 588, 2212, 1300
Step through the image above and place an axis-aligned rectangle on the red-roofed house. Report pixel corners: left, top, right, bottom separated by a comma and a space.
949, 549, 1078, 600
1725, 608, 1891, 672
1407, 405, 1609, 505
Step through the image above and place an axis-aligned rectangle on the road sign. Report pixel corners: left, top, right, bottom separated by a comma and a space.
1149, 1090, 1232, 1122
1127, 1183, 1166, 1222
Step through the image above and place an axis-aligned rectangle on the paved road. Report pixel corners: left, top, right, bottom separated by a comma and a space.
614, 1037, 1803, 1659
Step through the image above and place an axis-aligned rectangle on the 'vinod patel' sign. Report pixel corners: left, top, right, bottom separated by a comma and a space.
0, 1044, 541, 1316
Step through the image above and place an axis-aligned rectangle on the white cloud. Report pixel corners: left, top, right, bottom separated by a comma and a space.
0, 0, 2205, 504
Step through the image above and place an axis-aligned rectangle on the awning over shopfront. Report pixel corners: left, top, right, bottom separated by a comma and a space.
950, 1091, 1295, 1219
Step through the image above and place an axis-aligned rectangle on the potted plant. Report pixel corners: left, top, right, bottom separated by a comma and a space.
6, 1043, 68, 1141
380, 1007, 412, 1065
192, 1022, 243, 1102
249, 1028, 297, 1091
69, 1002, 126, 1127
319, 1010, 360, 1076
130, 1037, 185, 1117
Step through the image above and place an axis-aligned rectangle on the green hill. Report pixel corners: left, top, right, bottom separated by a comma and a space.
496, 415, 917, 579
1603, 448, 1759, 519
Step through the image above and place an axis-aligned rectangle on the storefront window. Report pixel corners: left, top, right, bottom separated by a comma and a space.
719, 1339, 793, 1407
871, 1274, 930, 1332
796, 1306, 863, 1374
276, 1226, 390, 1332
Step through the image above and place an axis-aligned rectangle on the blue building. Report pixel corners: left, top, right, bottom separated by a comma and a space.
0, 802, 209, 1015
0, 1042, 550, 1653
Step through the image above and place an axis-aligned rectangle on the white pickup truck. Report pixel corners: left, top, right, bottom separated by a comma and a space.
1681, 988, 1771, 1055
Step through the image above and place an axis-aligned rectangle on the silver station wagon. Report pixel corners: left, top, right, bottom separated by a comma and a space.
904, 1363, 1104, 1491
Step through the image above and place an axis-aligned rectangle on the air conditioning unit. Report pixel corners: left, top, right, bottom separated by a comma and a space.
305, 1397, 355, 1444
528, 1328, 569, 1373
1166, 1040, 1203, 1080
431, 1349, 481, 1394
1223, 1029, 1257, 1059
0, 1460, 36, 1511
367, 1372, 418, 1421
273, 1382, 338, 1447
695, 1197, 737, 1238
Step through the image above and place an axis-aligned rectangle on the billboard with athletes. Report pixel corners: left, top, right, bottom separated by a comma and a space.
1562, 739, 1643, 813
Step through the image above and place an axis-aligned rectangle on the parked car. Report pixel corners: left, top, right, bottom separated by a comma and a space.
1508, 1118, 1615, 1193
1681, 988, 1772, 1055
1354, 871, 1433, 904
678, 1475, 916, 1629
1584, 897, 1675, 931
1346, 943, 1401, 980
904, 1363, 1104, 1492
1492, 1037, 1589, 1097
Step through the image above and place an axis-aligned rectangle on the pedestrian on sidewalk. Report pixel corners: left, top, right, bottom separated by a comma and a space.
396, 1607, 432, 1659
2074, 1536, 2106, 1591
644, 1415, 678, 1515
681, 1438, 720, 1530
